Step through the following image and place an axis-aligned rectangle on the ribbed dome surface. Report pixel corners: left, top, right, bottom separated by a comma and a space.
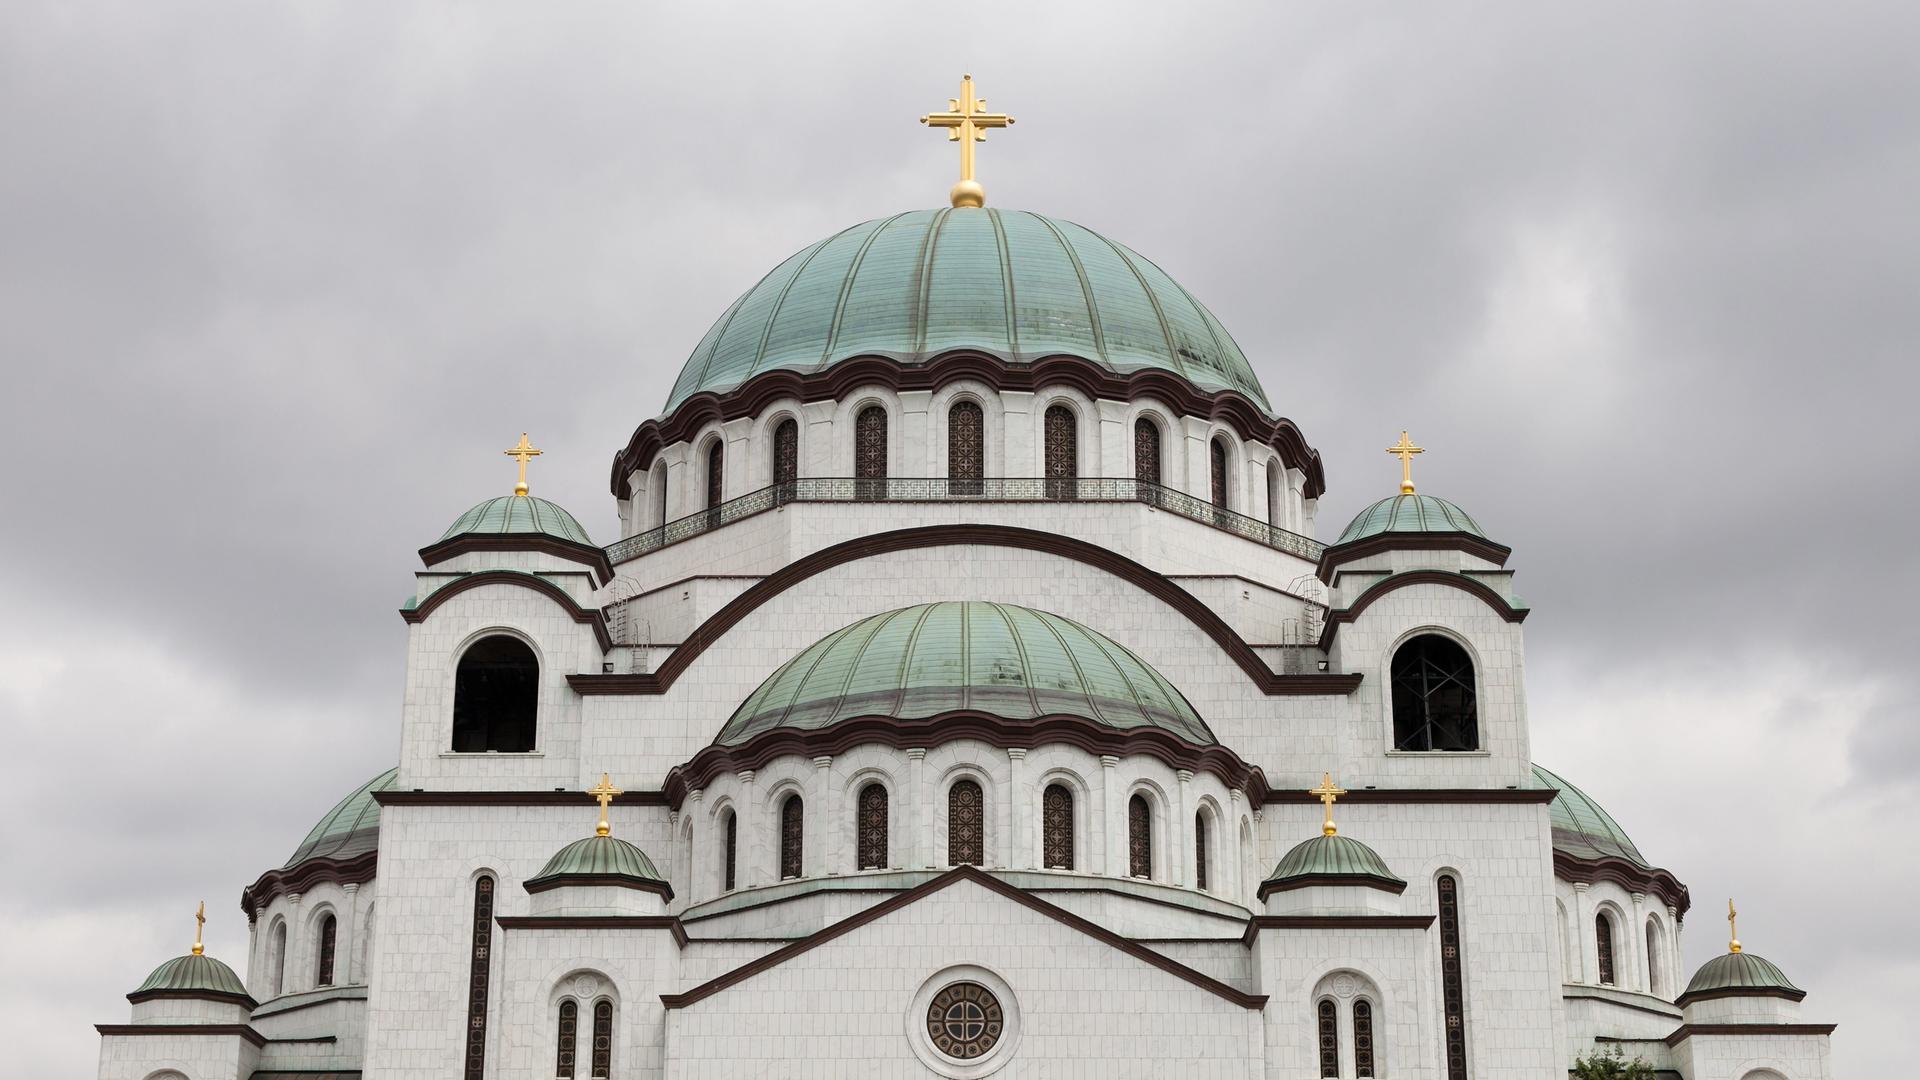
1534, 764, 1649, 868
1335, 493, 1488, 546
663, 208, 1269, 414
286, 767, 397, 867
718, 602, 1212, 747
1265, 833, 1404, 887
1681, 951, 1802, 1001
528, 834, 667, 886
132, 953, 251, 1002
441, 495, 593, 545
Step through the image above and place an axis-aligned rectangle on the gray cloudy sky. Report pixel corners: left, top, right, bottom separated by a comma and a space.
2, 1, 1914, 1074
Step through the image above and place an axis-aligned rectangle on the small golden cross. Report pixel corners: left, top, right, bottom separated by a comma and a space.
921, 74, 1015, 208
504, 433, 542, 496
587, 772, 623, 837
192, 900, 206, 956
1727, 898, 1741, 953
1309, 772, 1347, 837
1386, 431, 1425, 495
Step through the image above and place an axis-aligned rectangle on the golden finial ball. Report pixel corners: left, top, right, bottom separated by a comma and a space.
514, 481, 529, 496
950, 179, 986, 209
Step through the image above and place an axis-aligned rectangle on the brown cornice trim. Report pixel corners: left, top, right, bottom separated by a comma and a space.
1663, 1022, 1835, 1047
95, 1024, 266, 1048
399, 571, 613, 653
1672, 985, 1807, 1009
1243, 914, 1434, 944
1265, 788, 1557, 805
1256, 874, 1408, 901
241, 851, 377, 919
523, 874, 675, 903
125, 988, 258, 1010
419, 534, 614, 587
372, 790, 670, 807
496, 914, 688, 948
572, 524, 1361, 698
663, 712, 1270, 808
1554, 851, 1692, 919
1319, 570, 1528, 649
1315, 533, 1513, 585
660, 865, 1267, 1011
613, 351, 1325, 500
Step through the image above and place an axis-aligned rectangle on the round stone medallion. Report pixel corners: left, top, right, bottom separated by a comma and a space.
925, 981, 1003, 1060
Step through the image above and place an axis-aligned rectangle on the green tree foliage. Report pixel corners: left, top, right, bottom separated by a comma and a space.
1571, 1046, 1657, 1080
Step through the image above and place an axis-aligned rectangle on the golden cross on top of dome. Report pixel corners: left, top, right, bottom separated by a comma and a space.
504, 433, 542, 496
1310, 772, 1347, 836
1386, 431, 1425, 495
1728, 898, 1742, 954
192, 900, 206, 956
588, 773, 623, 837
921, 74, 1015, 209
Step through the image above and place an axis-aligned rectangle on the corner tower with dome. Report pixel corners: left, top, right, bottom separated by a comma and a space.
93, 77, 1835, 1080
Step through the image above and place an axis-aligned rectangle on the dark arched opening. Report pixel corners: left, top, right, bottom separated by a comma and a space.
452, 636, 538, 753
1390, 635, 1479, 751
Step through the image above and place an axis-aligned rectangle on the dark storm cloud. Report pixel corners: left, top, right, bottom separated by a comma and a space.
2, 2, 1913, 1073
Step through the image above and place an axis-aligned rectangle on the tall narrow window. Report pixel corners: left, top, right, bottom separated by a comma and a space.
1042, 783, 1073, 870
1209, 437, 1229, 510
1267, 461, 1283, 529
857, 783, 889, 870
704, 438, 724, 511
1128, 794, 1152, 878
1044, 404, 1078, 499
1437, 874, 1468, 1080
1596, 913, 1617, 986
315, 914, 337, 987
1316, 999, 1339, 1077
948, 780, 984, 866
948, 401, 984, 496
1391, 635, 1479, 752
590, 999, 613, 1079
854, 404, 888, 500
1134, 417, 1162, 487
722, 810, 737, 892
651, 462, 668, 528
464, 875, 496, 1080
1646, 919, 1664, 996
1194, 812, 1209, 891
1354, 999, 1376, 1077
555, 999, 578, 1079
779, 795, 804, 879
269, 921, 286, 996
772, 418, 799, 488
452, 636, 538, 753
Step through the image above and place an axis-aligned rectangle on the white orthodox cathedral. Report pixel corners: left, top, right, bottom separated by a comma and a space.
96, 79, 1835, 1080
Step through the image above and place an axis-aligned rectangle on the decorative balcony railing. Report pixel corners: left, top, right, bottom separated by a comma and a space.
604, 477, 1325, 565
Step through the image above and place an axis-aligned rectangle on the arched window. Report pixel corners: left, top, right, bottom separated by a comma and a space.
1134, 417, 1162, 487
854, 404, 888, 500
1596, 913, 1617, 986
1354, 998, 1376, 1077
1316, 998, 1339, 1077
857, 783, 888, 870
556, 999, 578, 1079
1128, 794, 1152, 878
948, 401, 984, 496
1194, 812, 1209, 891
1266, 460, 1283, 528
1437, 874, 1468, 1080
1390, 635, 1479, 752
452, 636, 538, 753
948, 780, 984, 866
721, 810, 737, 892
269, 921, 287, 996
703, 438, 724, 511
779, 795, 804, 879
590, 999, 613, 1079
315, 913, 337, 987
651, 461, 667, 528
1209, 436, 1229, 510
1044, 404, 1078, 499
1042, 783, 1073, 870
772, 418, 799, 488
1646, 918, 1665, 996
464, 875, 496, 1080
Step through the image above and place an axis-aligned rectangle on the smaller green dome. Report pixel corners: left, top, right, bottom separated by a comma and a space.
441, 495, 593, 546
1261, 833, 1405, 895
1335, 493, 1489, 547
527, 834, 670, 896
130, 952, 252, 1004
1680, 950, 1803, 1005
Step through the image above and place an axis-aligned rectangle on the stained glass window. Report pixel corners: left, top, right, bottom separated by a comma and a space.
722, 811, 737, 892
1194, 813, 1209, 891
948, 401, 983, 496
1438, 874, 1468, 1080
1596, 914, 1617, 986
315, 914, 336, 987
857, 783, 888, 870
1210, 437, 1229, 510
704, 439, 723, 511
948, 780, 983, 866
779, 796, 803, 879
556, 999, 578, 1079
1128, 794, 1151, 878
464, 876, 495, 1080
1135, 417, 1162, 486
1044, 404, 1077, 499
1354, 998, 1375, 1077
926, 981, 1003, 1061
1391, 635, 1480, 751
1317, 998, 1339, 1077
590, 999, 612, 1079
855, 405, 887, 500
772, 418, 798, 487
1042, 784, 1073, 870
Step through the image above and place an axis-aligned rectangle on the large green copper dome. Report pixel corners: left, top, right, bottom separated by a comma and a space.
663, 208, 1270, 415
286, 767, 397, 867
1534, 764, 1649, 867
718, 602, 1212, 746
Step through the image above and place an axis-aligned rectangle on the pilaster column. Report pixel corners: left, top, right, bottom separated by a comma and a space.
1228, 789, 1245, 902
1572, 882, 1594, 984
1006, 749, 1028, 869
906, 749, 929, 868
812, 756, 835, 875
1630, 892, 1649, 992
687, 789, 704, 897
1668, 904, 1682, 995
1174, 770, 1194, 888
340, 883, 361, 984
736, 771, 763, 887
284, 892, 304, 994
1099, 756, 1121, 876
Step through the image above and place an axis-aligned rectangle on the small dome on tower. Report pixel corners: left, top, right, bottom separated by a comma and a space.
440, 495, 593, 546
129, 952, 253, 1007
1335, 493, 1490, 547
1259, 833, 1406, 897
527, 835, 671, 898
1679, 950, 1804, 1006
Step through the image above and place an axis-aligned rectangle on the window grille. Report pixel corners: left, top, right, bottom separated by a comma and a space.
948, 780, 984, 865
464, 876, 495, 1080
772, 419, 798, 486
1194, 813, 1209, 891
948, 402, 983, 496
1134, 417, 1161, 485
1354, 998, 1376, 1077
1209, 437, 1229, 509
857, 783, 888, 870
722, 812, 737, 892
1438, 874, 1468, 1080
315, 914, 336, 987
590, 999, 612, 1079
779, 796, 804, 879
854, 405, 887, 500
1044, 405, 1077, 499
555, 999, 578, 1079
1596, 914, 1617, 986
704, 439, 723, 511
1042, 784, 1073, 870
1128, 795, 1152, 878
1317, 998, 1339, 1077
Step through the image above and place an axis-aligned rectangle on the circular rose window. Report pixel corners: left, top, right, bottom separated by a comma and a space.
925, 981, 1003, 1060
